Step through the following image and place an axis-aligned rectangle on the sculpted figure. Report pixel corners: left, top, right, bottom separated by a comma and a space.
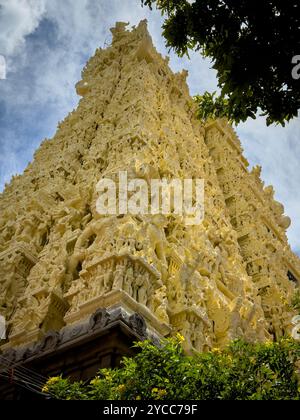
103, 268, 113, 293
12, 294, 49, 333
132, 268, 147, 305
15, 212, 40, 246
228, 297, 244, 340
154, 287, 169, 324
137, 271, 150, 306
68, 217, 113, 278
190, 319, 204, 352
67, 280, 85, 313
112, 263, 126, 290
49, 264, 66, 293
123, 264, 134, 297
186, 272, 205, 308
145, 215, 168, 279
94, 272, 105, 297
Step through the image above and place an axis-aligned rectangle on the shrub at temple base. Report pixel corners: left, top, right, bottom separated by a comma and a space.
43, 335, 300, 400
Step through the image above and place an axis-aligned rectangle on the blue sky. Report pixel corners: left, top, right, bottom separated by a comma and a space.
0, 0, 299, 254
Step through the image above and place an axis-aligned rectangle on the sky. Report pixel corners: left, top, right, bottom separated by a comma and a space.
0, 0, 299, 254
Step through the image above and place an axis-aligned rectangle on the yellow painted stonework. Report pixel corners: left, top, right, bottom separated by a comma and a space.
0, 21, 299, 351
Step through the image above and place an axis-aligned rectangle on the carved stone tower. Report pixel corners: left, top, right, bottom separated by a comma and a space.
0, 21, 299, 376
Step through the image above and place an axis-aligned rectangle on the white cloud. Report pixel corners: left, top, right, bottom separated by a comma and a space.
0, 0, 46, 56
0, 54, 6, 78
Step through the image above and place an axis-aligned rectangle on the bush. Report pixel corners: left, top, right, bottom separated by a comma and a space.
43, 335, 300, 400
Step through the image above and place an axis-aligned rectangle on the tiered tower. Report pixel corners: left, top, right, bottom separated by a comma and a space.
0, 21, 299, 361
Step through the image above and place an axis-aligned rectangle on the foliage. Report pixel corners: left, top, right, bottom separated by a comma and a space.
291, 290, 300, 314
43, 335, 300, 400
142, 0, 300, 126
194, 92, 231, 123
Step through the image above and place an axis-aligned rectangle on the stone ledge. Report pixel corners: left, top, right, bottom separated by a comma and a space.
64, 289, 171, 338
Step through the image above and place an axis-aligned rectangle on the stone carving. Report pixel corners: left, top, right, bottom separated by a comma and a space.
170, 309, 213, 353
129, 313, 147, 338
38, 331, 60, 353
89, 308, 110, 331
0, 245, 37, 319
205, 120, 300, 339
64, 254, 160, 319
11, 294, 48, 335
0, 21, 299, 353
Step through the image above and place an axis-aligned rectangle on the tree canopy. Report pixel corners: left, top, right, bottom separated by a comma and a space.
142, 0, 300, 126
